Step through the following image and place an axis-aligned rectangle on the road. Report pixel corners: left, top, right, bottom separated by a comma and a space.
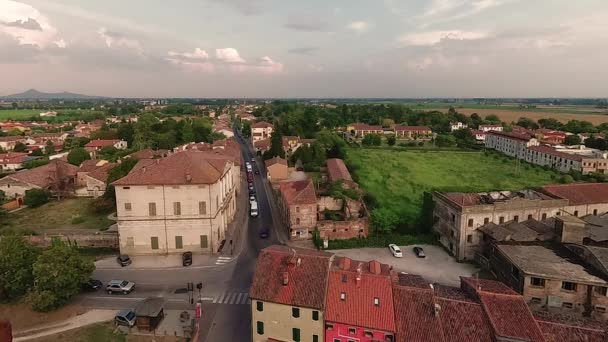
76, 129, 283, 342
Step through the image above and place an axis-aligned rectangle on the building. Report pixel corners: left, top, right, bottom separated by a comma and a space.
253, 138, 271, 154
76, 159, 109, 187
535, 129, 567, 145
0, 152, 29, 171
326, 158, 354, 186
393, 125, 433, 140
276, 179, 317, 240
85, 139, 128, 152
252, 121, 274, 143
265, 157, 288, 181
127, 149, 169, 160
250, 246, 332, 342
470, 129, 487, 142
84, 162, 116, 197
484, 131, 539, 159
0, 159, 78, 198
282, 136, 316, 158
113, 149, 240, 255
450, 122, 468, 132
0, 136, 30, 151
30, 133, 68, 145
479, 124, 504, 132
540, 183, 608, 217
346, 123, 384, 138
325, 257, 395, 342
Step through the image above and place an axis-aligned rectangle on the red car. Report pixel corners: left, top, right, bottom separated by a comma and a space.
247, 173, 253, 183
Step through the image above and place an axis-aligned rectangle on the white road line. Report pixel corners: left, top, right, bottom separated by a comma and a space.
239, 293, 248, 304
213, 293, 225, 304
218, 257, 231, 260
235, 293, 243, 304
224, 293, 234, 304
230, 293, 239, 304
247, 298, 251, 304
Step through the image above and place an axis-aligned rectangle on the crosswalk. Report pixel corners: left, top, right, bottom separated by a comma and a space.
215, 256, 232, 265
209, 292, 251, 305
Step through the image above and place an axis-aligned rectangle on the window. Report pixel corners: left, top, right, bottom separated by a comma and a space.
374, 297, 380, 306
528, 214, 533, 220
216, 195, 218, 210
173, 202, 181, 215
451, 230, 455, 238
313, 335, 319, 342
292, 307, 300, 318
296, 206, 300, 213
513, 215, 519, 222
484, 217, 489, 224
467, 235, 473, 243
148, 202, 157, 216
292, 328, 300, 342
122, 186, 130, 190
364, 331, 373, 338
200, 235, 208, 248
595, 306, 607, 313
530, 297, 542, 304
499, 216, 505, 224
147, 185, 155, 189
151, 237, 159, 250
574, 210, 579, 217
341, 274, 347, 283
562, 302, 573, 309
333, 339, 340, 342
451, 214, 456, 223
348, 327, 356, 335
595, 286, 608, 296
326, 323, 334, 330
594, 209, 598, 215
531, 277, 545, 288
468, 218, 473, 227
256, 321, 264, 335
312, 310, 319, 321
256, 301, 263, 312
340, 292, 346, 301
124, 203, 132, 211
175, 236, 183, 249
296, 218, 300, 225
562, 282, 577, 292
199, 201, 207, 215
542, 213, 547, 220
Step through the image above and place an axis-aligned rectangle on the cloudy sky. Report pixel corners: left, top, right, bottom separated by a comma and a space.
1, 0, 607, 98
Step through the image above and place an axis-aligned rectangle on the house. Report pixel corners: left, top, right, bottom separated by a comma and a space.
39, 111, 57, 117
265, 157, 288, 181
535, 129, 567, 145
326, 158, 354, 187
84, 162, 116, 197
282, 136, 315, 158
325, 257, 395, 342
347, 123, 384, 138
479, 124, 504, 132
253, 138, 271, 153
251, 121, 274, 143
393, 125, 433, 140
30, 133, 68, 144
250, 246, 332, 342
76, 159, 109, 187
0, 152, 29, 171
126, 149, 169, 160
540, 183, 608, 217
113, 149, 240, 255
485, 130, 539, 159
450, 122, 468, 131
470, 129, 487, 142
276, 179, 317, 240
85, 139, 128, 152
0, 159, 78, 198
0, 136, 30, 151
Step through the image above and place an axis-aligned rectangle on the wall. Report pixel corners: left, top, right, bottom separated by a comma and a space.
0, 176, 37, 198
1, 199, 20, 211
24, 231, 118, 248
85, 176, 107, 198
325, 322, 394, 342
267, 164, 289, 181
317, 218, 369, 240
318, 196, 343, 212
289, 203, 317, 240
251, 301, 324, 342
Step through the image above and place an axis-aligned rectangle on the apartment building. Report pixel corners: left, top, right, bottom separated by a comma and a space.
450, 122, 467, 131
346, 123, 384, 138
484, 131, 540, 158
250, 246, 332, 342
251, 121, 274, 143
393, 125, 433, 140
113, 149, 240, 255
479, 124, 503, 132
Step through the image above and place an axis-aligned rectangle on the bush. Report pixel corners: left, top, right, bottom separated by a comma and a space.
560, 175, 574, 184
327, 234, 436, 249
418, 141, 424, 146
71, 216, 85, 225
67, 148, 91, 166
89, 197, 116, 215
24, 189, 49, 208
26, 290, 57, 312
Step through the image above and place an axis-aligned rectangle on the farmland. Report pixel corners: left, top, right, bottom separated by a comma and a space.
0, 109, 104, 121
346, 148, 559, 232
0, 109, 40, 120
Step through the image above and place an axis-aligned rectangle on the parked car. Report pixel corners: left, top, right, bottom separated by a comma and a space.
106, 280, 135, 295
388, 244, 403, 258
247, 173, 254, 182
81, 279, 103, 291
249, 194, 256, 202
116, 254, 132, 267
255, 169, 260, 175
251, 157, 256, 162
115, 309, 136, 327
249, 188, 256, 196
413, 246, 426, 258
259, 227, 269, 239
182, 251, 193, 266
250, 201, 259, 217
248, 183, 254, 191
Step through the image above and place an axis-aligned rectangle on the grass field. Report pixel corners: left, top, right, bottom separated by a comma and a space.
1, 198, 115, 234
29, 323, 126, 342
0, 109, 40, 120
346, 148, 559, 230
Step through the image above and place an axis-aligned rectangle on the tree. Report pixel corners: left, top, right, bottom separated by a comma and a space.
434, 134, 456, 147
370, 208, 399, 233
67, 148, 90, 166
117, 122, 135, 146
13, 142, 27, 152
538, 118, 562, 130
45, 141, 55, 155
485, 115, 501, 124
24, 189, 49, 208
0, 235, 40, 301
361, 134, 382, 146
27, 240, 94, 311
382, 118, 395, 127
242, 121, 252, 138
0, 189, 5, 202
516, 117, 539, 129
387, 135, 396, 146
564, 134, 582, 146
560, 175, 574, 184
180, 121, 195, 143
269, 129, 285, 158
30, 148, 44, 156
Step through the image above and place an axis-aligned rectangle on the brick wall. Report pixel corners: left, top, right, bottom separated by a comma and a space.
317, 217, 369, 240
318, 196, 343, 211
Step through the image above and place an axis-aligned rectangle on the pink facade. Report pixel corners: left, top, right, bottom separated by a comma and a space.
325, 322, 394, 342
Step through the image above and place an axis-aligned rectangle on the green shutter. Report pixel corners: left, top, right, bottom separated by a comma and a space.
313, 335, 318, 342
292, 328, 300, 341
292, 307, 300, 318
200, 235, 208, 248
175, 236, 183, 249
151, 237, 159, 250
256, 301, 264, 312
312, 310, 319, 321
257, 321, 264, 335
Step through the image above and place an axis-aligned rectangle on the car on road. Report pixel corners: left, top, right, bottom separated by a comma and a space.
115, 309, 136, 327
255, 169, 260, 175
182, 251, 193, 266
250, 201, 259, 217
413, 246, 426, 258
247, 173, 253, 182
249, 188, 256, 196
81, 279, 103, 291
249, 194, 256, 202
106, 280, 135, 295
388, 244, 403, 258
116, 254, 132, 267
259, 227, 269, 239
251, 157, 255, 162
248, 183, 254, 191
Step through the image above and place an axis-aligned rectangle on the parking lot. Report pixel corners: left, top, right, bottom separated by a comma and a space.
330, 244, 479, 286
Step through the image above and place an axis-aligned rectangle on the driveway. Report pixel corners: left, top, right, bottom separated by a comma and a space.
330, 244, 479, 286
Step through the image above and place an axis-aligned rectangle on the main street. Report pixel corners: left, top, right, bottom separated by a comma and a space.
75, 129, 283, 342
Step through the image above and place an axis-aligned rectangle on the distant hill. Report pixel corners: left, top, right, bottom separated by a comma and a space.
1, 89, 105, 100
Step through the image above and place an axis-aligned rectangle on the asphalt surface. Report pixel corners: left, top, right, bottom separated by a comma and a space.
75, 129, 282, 342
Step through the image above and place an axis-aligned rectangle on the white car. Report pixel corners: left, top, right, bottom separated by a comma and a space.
389, 244, 403, 258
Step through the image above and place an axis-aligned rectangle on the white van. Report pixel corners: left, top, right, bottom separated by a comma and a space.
250, 201, 259, 217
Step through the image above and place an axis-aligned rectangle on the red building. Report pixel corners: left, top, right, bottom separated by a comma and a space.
535, 128, 567, 145
325, 257, 395, 342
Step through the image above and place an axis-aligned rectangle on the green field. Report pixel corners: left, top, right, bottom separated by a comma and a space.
0, 109, 41, 120
346, 148, 559, 231
402, 101, 608, 115
0, 109, 104, 121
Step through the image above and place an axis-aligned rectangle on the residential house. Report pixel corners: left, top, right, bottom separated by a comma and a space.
113, 149, 240, 255
276, 179, 317, 240
282, 136, 315, 158
76, 159, 109, 187
0, 121, 31, 133
252, 121, 274, 143
250, 246, 332, 342
0, 159, 78, 198
470, 129, 487, 142
325, 257, 395, 342
485, 130, 540, 159
478, 124, 503, 132
0, 136, 31, 151
85, 139, 128, 158
347, 123, 384, 138
265, 157, 289, 181
127, 149, 169, 160
540, 183, 608, 217
84, 162, 116, 197
535, 129, 567, 145
0, 152, 29, 171
450, 122, 468, 131
30, 132, 68, 145
326, 158, 355, 187
393, 125, 433, 140
253, 138, 271, 154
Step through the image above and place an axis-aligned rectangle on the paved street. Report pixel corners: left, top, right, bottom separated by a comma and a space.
75, 129, 283, 342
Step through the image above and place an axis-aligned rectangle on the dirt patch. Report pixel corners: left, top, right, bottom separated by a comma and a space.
0, 303, 86, 331
431, 108, 608, 125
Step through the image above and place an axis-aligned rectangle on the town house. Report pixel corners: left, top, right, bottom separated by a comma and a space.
276, 179, 318, 240
393, 125, 433, 140
251, 121, 274, 143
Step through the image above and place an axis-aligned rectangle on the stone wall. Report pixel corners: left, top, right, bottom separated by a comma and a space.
24, 231, 119, 248
317, 217, 369, 240
318, 196, 343, 211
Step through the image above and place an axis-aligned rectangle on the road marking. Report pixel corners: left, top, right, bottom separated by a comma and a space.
235, 293, 243, 304
209, 292, 251, 305
218, 256, 231, 260
213, 293, 225, 304
83, 296, 186, 303
215, 257, 233, 265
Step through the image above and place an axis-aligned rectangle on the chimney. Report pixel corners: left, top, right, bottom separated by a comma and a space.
186, 173, 192, 183
356, 263, 362, 287
142, 167, 146, 173
296, 257, 301, 267
369, 260, 381, 275
282, 272, 289, 286
434, 303, 441, 317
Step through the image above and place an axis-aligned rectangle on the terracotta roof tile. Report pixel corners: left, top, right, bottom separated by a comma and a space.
265, 157, 287, 167
394, 125, 432, 132
85, 139, 121, 148
437, 298, 494, 342
487, 130, 533, 141
128, 149, 169, 160
478, 292, 545, 342
87, 163, 116, 182
541, 183, 608, 205
460, 277, 518, 295
78, 159, 103, 172
326, 158, 352, 183
538, 321, 607, 342
528, 145, 583, 162
392, 286, 445, 342
250, 246, 332, 310
3, 159, 78, 188
252, 121, 273, 129
278, 179, 317, 205
349, 122, 383, 131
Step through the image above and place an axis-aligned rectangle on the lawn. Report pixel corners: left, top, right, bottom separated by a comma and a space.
29, 323, 126, 342
346, 148, 559, 231
1, 198, 115, 234
0, 109, 40, 120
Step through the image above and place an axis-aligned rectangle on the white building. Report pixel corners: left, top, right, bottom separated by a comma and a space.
450, 122, 468, 132
251, 121, 274, 143
479, 124, 504, 132
484, 131, 539, 159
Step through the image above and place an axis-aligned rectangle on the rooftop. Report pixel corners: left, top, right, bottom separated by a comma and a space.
85, 139, 122, 148
1, 159, 78, 189
487, 130, 533, 142
541, 183, 608, 205
265, 156, 288, 168
439, 189, 555, 208
393, 125, 432, 132
326, 158, 353, 183
528, 145, 583, 162
252, 121, 273, 129
278, 179, 317, 205
128, 149, 169, 160
537, 320, 608, 342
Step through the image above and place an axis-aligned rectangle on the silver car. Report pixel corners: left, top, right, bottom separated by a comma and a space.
106, 280, 135, 295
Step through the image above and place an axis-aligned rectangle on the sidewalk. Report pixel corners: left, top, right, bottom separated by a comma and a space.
13, 309, 115, 341
95, 253, 222, 270
220, 175, 249, 258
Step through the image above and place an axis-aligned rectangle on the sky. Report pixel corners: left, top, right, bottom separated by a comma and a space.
0, 0, 607, 98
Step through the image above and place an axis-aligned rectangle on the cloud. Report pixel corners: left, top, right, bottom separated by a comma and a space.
168, 48, 209, 60
166, 46, 282, 74
284, 15, 329, 32
209, 0, 266, 15
399, 30, 488, 46
347, 21, 370, 34
98, 27, 143, 53
308, 64, 324, 72
0, 0, 59, 47
54, 39, 66, 48
420, 0, 515, 23
4, 18, 42, 31
257, 56, 284, 73
215, 48, 245, 63
287, 47, 319, 56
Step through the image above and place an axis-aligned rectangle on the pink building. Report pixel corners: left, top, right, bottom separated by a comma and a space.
325, 257, 395, 342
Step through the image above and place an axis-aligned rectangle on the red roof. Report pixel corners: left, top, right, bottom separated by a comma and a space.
487, 130, 533, 142
278, 179, 317, 205
3, 159, 78, 189
394, 125, 432, 132
249, 245, 332, 310
478, 292, 545, 342
326, 158, 353, 183
350, 123, 383, 131
252, 121, 273, 129
393, 286, 445, 342
265, 156, 287, 168
128, 149, 169, 160
0, 152, 28, 164
460, 277, 518, 295
528, 145, 583, 162
541, 183, 608, 205
87, 163, 116, 182
538, 320, 608, 342
325, 258, 395, 332
85, 139, 120, 148
436, 298, 494, 342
